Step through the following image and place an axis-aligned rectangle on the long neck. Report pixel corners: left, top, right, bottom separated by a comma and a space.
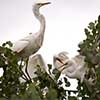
33, 7, 45, 38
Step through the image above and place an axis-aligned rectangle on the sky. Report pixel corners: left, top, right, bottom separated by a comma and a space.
0, 0, 100, 62
0, 0, 100, 89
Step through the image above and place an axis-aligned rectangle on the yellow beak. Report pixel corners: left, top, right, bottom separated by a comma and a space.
41, 2, 51, 6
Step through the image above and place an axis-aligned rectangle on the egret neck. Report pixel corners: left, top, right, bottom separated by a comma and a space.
33, 6, 46, 46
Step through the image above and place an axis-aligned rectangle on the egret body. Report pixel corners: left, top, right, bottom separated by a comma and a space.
53, 51, 97, 92
12, 2, 51, 58
11, 2, 50, 81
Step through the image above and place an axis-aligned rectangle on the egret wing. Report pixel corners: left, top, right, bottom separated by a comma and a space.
12, 40, 29, 53
25, 54, 46, 79
28, 54, 46, 70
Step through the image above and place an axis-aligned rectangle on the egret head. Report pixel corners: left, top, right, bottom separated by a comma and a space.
53, 51, 70, 71
33, 2, 51, 9
33, 2, 51, 17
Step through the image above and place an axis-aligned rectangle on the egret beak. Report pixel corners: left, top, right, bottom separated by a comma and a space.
54, 56, 69, 71
58, 62, 69, 71
54, 56, 64, 64
41, 2, 51, 6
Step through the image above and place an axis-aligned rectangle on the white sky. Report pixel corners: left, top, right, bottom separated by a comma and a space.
0, 0, 100, 89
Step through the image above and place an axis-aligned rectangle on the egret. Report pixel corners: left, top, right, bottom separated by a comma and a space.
53, 51, 95, 84
20, 54, 46, 82
11, 2, 51, 58
11, 2, 50, 81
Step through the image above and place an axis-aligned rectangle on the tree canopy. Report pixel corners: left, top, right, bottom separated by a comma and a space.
0, 16, 100, 100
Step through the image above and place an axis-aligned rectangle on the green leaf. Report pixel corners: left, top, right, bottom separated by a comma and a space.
48, 64, 52, 70
2, 41, 13, 47
84, 28, 90, 36
46, 88, 58, 100
88, 22, 95, 29
52, 68, 61, 80
68, 96, 77, 100
24, 83, 41, 100
0, 98, 8, 100
65, 82, 70, 87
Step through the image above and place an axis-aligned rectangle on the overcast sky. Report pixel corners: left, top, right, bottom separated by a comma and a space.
0, 0, 100, 89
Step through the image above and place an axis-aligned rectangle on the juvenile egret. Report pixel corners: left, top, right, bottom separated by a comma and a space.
53, 52, 92, 83
12, 2, 51, 58
20, 54, 46, 82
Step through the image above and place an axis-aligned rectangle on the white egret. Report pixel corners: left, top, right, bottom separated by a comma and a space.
11, 2, 51, 58
11, 2, 50, 81
20, 54, 46, 82
53, 51, 95, 84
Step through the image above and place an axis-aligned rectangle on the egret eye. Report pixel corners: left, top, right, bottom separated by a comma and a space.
37, 3, 41, 5
37, 3, 42, 6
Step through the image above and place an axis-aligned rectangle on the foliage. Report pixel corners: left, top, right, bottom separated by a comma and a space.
0, 15, 100, 100
0, 41, 28, 99
0, 42, 71, 100
78, 15, 100, 99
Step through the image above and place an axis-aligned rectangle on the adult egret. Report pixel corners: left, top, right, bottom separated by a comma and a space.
53, 51, 96, 84
11, 2, 51, 58
11, 2, 50, 81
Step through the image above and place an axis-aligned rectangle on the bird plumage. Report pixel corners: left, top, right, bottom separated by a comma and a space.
12, 34, 42, 57
53, 51, 88, 83
53, 51, 97, 92
11, 2, 50, 58
11, 2, 50, 82
20, 54, 46, 82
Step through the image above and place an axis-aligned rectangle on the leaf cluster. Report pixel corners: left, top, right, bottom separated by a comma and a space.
78, 16, 100, 66
78, 15, 100, 99
0, 41, 27, 99
0, 42, 73, 100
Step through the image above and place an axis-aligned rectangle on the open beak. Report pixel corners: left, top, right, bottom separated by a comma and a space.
54, 56, 64, 64
41, 2, 51, 6
54, 56, 69, 71
58, 62, 69, 72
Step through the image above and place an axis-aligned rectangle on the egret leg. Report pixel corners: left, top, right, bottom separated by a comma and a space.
19, 58, 29, 81
25, 58, 32, 82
